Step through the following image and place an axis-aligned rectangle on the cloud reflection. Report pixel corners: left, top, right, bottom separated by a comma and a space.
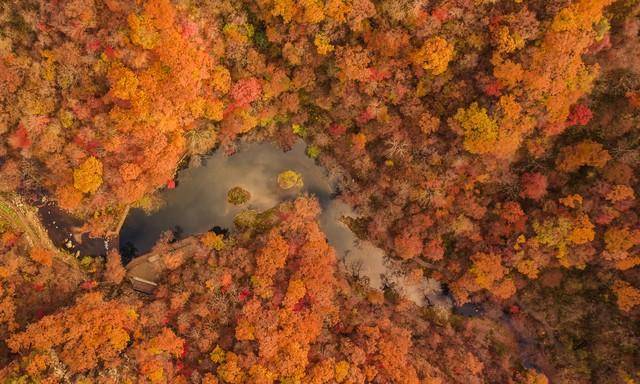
121, 141, 442, 305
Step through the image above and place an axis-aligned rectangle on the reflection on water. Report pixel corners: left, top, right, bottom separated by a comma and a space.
120, 141, 443, 305
120, 142, 333, 252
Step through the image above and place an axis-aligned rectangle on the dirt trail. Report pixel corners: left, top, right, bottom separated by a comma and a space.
1, 192, 172, 286
0, 193, 78, 267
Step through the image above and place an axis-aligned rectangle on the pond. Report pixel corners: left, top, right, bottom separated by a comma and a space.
38, 201, 108, 258
120, 141, 446, 306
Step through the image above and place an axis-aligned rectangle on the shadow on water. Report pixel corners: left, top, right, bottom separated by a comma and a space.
120, 141, 445, 305
453, 302, 484, 317
38, 202, 107, 257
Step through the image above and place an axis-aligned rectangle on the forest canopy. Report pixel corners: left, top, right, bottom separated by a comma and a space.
1, 0, 639, 383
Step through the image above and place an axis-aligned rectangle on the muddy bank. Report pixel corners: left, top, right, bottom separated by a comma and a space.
38, 202, 108, 257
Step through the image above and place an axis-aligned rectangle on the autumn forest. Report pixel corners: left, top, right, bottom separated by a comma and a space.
0, 0, 639, 382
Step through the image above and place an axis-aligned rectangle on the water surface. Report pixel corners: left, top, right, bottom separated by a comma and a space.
121, 142, 333, 252
120, 141, 444, 305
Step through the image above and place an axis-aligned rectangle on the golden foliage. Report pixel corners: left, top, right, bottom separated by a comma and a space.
568, 214, 594, 245
613, 280, 640, 312
454, 103, 498, 155
277, 170, 304, 189
314, 34, 334, 55
211, 65, 231, 94
412, 36, 454, 75
29, 247, 53, 267
73, 156, 103, 194
557, 140, 612, 172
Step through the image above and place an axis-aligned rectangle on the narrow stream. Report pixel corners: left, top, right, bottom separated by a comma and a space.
120, 141, 445, 305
